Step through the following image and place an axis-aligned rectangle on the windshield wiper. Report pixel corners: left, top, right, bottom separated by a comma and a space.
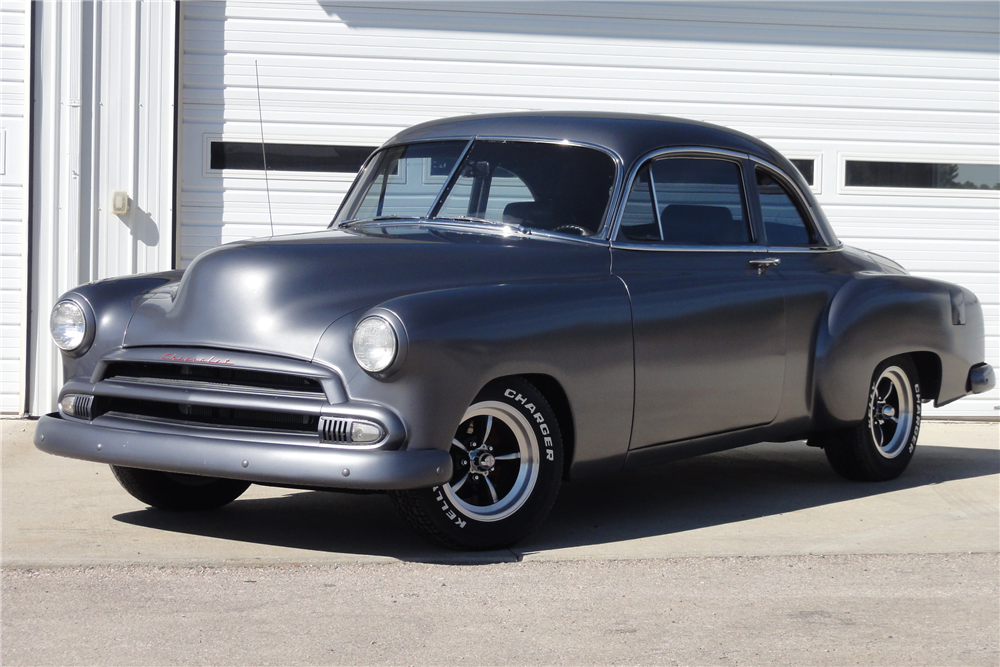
338, 214, 405, 228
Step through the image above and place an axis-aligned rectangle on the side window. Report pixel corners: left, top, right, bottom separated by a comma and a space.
619, 157, 750, 245
620, 165, 660, 241
756, 168, 816, 246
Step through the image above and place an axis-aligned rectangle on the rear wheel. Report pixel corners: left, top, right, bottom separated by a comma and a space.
111, 465, 250, 511
812, 355, 921, 481
390, 377, 563, 550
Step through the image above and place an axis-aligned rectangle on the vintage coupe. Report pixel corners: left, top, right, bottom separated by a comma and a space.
37, 112, 994, 550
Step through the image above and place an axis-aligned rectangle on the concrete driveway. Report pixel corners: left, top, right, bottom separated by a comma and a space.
2, 419, 997, 666
2, 419, 997, 565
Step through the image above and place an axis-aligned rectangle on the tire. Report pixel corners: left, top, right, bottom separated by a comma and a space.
111, 465, 250, 511
389, 377, 564, 550
812, 355, 921, 481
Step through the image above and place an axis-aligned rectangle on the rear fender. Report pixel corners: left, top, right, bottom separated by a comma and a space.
815, 274, 985, 425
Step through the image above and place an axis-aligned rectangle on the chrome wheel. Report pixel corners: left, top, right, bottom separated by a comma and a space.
443, 401, 539, 522
869, 365, 915, 459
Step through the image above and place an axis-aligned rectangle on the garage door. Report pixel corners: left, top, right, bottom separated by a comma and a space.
178, 1, 998, 418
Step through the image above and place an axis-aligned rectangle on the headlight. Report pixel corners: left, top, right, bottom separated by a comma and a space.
50, 300, 87, 351
352, 316, 397, 373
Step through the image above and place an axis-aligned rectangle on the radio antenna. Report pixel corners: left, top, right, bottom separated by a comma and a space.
254, 60, 275, 237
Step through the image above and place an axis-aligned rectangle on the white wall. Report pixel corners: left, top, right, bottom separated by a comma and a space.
0, 0, 30, 414
28, 0, 176, 415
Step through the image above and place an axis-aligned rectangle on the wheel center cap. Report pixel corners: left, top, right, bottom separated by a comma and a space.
469, 448, 495, 475
882, 405, 895, 419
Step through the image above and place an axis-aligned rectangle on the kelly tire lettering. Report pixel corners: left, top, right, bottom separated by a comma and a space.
389, 377, 564, 550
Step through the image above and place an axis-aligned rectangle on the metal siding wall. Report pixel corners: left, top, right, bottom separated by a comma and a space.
0, 1, 29, 414
177, 1, 998, 418
28, 0, 175, 415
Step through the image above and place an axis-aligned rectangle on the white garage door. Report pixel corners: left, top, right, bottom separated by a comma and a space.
178, 1, 998, 418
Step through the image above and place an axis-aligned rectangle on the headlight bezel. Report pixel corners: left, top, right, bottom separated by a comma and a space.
351, 309, 407, 378
49, 297, 95, 357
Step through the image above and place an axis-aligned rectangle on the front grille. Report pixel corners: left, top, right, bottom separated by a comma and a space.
103, 361, 324, 394
98, 397, 318, 433
319, 417, 350, 444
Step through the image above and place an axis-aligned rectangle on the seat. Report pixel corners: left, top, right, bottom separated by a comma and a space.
660, 204, 747, 245
502, 201, 555, 228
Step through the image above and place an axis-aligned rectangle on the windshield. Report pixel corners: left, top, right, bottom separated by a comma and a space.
335, 139, 618, 237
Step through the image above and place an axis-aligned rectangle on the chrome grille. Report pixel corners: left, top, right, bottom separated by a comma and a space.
98, 397, 319, 433
102, 361, 324, 394
319, 416, 351, 444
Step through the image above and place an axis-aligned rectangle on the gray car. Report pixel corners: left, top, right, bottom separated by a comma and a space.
37, 112, 995, 550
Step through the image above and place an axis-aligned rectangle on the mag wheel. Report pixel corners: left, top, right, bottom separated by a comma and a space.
816, 355, 921, 482
111, 465, 251, 511
390, 377, 563, 550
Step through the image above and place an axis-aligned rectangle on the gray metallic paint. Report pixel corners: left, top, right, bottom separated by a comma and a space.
35, 112, 993, 490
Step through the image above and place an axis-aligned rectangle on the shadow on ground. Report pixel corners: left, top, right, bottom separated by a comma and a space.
113, 442, 999, 563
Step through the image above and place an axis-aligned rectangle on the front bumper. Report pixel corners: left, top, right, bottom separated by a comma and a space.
34, 414, 453, 490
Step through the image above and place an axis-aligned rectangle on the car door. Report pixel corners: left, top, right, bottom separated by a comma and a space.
611, 150, 787, 448
748, 159, 855, 421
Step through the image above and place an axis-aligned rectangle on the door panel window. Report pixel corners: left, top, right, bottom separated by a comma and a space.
756, 168, 816, 246
619, 157, 751, 245
620, 165, 661, 241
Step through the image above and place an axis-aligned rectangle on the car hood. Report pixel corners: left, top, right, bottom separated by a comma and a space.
123, 226, 606, 360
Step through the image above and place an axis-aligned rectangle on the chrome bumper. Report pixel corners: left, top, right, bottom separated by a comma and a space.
34, 414, 453, 490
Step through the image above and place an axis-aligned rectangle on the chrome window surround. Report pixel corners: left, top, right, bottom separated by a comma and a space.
609, 147, 760, 252
749, 155, 840, 252
335, 135, 624, 241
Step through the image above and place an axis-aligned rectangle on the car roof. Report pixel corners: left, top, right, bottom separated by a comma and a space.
385, 111, 788, 171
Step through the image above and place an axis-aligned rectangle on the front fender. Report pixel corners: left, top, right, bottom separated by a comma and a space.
312, 278, 634, 475
815, 273, 986, 425
55, 271, 184, 384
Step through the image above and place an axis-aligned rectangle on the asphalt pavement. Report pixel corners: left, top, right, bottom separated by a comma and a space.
2, 418, 998, 665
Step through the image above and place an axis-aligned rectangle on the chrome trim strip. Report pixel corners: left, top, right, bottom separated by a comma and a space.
93, 347, 348, 405
611, 241, 769, 253
763, 245, 845, 254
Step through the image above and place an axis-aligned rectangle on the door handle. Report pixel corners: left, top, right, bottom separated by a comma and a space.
749, 258, 781, 274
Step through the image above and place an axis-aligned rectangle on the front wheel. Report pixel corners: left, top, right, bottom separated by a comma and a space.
812, 355, 921, 481
111, 466, 251, 511
389, 377, 564, 550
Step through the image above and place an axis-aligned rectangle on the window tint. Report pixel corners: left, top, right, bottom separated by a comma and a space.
434, 140, 617, 235
623, 157, 749, 245
620, 165, 660, 241
756, 168, 815, 246
437, 166, 534, 221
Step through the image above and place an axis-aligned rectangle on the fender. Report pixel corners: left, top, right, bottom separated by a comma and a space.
313, 277, 634, 476
814, 272, 986, 426
53, 271, 184, 384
